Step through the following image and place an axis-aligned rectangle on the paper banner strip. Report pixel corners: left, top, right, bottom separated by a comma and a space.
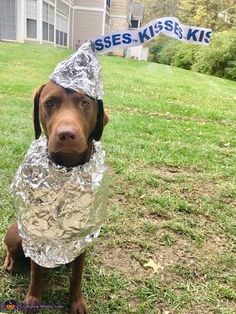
93, 17, 212, 54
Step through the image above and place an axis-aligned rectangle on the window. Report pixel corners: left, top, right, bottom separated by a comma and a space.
0, 0, 16, 40
131, 19, 139, 29
56, 13, 68, 47
26, 0, 37, 38
106, 0, 111, 8
42, 1, 54, 42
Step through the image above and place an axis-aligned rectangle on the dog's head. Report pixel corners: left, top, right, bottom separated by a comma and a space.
33, 82, 108, 167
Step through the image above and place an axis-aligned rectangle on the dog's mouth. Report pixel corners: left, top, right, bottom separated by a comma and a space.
48, 134, 90, 167
49, 150, 87, 168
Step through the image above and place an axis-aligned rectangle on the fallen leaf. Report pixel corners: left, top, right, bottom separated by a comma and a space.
144, 258, 164, 274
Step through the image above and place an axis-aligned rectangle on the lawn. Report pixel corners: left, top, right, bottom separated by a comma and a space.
0, 42, 236, 314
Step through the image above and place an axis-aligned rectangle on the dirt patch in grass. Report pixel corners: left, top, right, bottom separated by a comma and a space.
94, 244, 142, 277
108, 165, 220, 212
149, 165, 200, 178
201, 233, 229, 261
145, 165, 218, 204
111, 107, 233, 126
93, 231, 231, 310
94, 232, 198, 281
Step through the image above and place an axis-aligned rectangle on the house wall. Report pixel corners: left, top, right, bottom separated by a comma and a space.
57, 0, 70, 16
1, 0, 137, 54
73, 0, 104, 8
109, 0, 129, 56
110, 0, 129, 16
109, 16, 128, 32
73, 9, 103, 49
72, 0, 106, 49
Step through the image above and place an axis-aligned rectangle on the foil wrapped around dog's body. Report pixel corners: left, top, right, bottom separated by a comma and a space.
11, 137, 108, 268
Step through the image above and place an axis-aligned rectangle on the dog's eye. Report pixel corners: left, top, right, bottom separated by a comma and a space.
81, 99, 90, 108
45, 99, 56, 109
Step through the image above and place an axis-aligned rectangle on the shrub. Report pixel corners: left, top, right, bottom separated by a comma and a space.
225, 61, 236, 80
172, 43, 199, 70
149, 36, 181, 65
192, 30, 236, 80
148, 36, 169, 62
149, 30, 236, 81
157, 40, 182, 65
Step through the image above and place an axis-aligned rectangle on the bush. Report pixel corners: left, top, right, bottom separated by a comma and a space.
149, 30, 236, 81
148, 36, 169, 62
149, 36, 181, 65
192, 30, 236, 80
158, 40, 182, 65
172, 44, 199, 70
225, 61, 236, 80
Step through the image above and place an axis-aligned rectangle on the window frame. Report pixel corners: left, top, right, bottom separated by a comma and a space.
55, 11, 69, 48
42, 0, 55, 43
26, 0, 37, 39
106, 0, 111, 9
130, 19, 140, 29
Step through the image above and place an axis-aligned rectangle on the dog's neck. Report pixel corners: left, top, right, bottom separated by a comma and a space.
49, 140, 94, 168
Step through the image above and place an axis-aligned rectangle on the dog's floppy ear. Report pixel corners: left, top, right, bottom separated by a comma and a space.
33, 84, 45, 139
92, 99, 106, 141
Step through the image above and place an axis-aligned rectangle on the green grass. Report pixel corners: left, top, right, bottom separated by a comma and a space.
0, 42, 236, 313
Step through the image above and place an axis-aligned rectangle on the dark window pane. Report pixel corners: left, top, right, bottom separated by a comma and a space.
49, 23, 54, 42
27, 18, 37, 38
56, 29, 59, 44
43, 21, 48, 40
64, 32, 67, 46
59, 31, 63, 46
131, 19, 139, 28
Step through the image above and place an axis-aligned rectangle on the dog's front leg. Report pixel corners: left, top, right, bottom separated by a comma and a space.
69, 251, 88, 314
24, 260, 43, 313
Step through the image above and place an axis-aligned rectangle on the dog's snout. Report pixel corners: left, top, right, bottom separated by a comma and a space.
57, 127, 78, 142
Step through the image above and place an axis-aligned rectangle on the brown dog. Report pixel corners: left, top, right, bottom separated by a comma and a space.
4, 81, 108, 314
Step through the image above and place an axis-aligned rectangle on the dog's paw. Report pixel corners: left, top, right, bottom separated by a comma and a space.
69, 296, 88, 314
3, 253, 16, 274
23, 295, 41, 313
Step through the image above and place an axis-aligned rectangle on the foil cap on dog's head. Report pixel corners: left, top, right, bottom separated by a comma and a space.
49, 41, 103, 100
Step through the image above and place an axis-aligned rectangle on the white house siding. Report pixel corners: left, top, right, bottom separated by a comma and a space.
0, 0, 144, 55
109, 0, 129, 56
73, 0, 104, 8
73, 9, 103, 49
111, 0, 129, 16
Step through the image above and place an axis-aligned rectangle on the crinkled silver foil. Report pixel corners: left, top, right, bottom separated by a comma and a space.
49, 41, 104, 99
11, 137, 108, 268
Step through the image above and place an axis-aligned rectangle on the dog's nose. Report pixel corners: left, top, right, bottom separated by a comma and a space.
57, 127, 78, 142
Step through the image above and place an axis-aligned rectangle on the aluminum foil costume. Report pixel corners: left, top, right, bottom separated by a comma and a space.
49, 41, 103, 99
11, 41, 108, 268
